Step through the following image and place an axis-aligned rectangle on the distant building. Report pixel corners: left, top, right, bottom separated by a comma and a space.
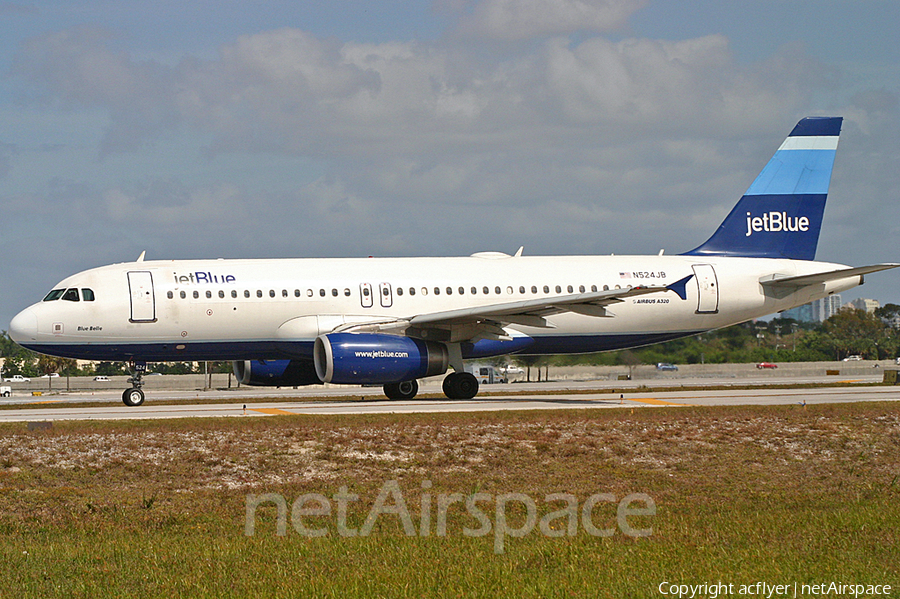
845, 298, 880, 314
783, 294, 843, 323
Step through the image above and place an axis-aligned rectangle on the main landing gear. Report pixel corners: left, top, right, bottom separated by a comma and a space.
442, 372, 479, 400
122, 361, 146, 407
380, 373, 479, 401
383, 379, 418, 400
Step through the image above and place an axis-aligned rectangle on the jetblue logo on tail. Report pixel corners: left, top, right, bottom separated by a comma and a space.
745, 212, 810, 237
684, 116, 841, 261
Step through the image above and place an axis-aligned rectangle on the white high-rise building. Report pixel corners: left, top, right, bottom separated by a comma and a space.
846, 298, 880, 313
783, 294, 843, 323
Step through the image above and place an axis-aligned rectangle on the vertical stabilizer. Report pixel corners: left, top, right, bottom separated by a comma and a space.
685, 116, 842, 260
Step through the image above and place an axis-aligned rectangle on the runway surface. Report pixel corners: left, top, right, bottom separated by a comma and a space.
1, 380, 897, 422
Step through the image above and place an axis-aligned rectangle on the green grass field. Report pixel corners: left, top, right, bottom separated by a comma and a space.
0, 403, 898, 598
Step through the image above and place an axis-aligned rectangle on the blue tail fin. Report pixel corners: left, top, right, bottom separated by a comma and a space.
685, 116, 842, 260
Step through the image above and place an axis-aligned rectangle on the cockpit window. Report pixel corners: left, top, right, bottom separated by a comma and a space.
62, 288, 80, 302
82, 288, 95, 301
43, 289, 66, 302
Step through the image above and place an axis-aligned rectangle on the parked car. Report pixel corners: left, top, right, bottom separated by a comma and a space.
842, 355, 862, 361
0, 386, 11, 397
93, 375, 111, 382
656, 363, 678, 371
3, 374, 30, 383
756, 362, 778, 369
500, 365, 525, 375
40, 373, 60, 378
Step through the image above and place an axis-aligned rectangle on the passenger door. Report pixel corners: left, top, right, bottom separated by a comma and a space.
691, 264, 719, 314
127, 271, 156, 322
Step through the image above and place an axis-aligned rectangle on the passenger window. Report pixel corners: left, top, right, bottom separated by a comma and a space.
319, 289, 326, 297
495, 286, 501, 294
483, 286, 489, 295
167, 291, 174, 299
397, 287, 403, 296
193, 291, 200, 299
180, 291, 186, 299
555, 285, 562, 293
206, 290, 212, 299
603, 285, 609, 291
409, 288, 416, 296
81, 288, 95, 301
506, 286, 513, 294
257, 290, 263, 298
471, 287, 477, 295
434, 287, 440, 295
269, 290, 276, 298
295, 290, 301, 298
244, 290, 250, 298
332, 289, 338, 297
232, 290, 238, 299
591, 285, 597, 292
579, 285, 585, 293
283, 290, 289, 298
519, 286, 525, 294
62, 288, 80, 302
446, 287, 452, 295
531, 286, 537, 294
421, 288, 428, 296
43, 289, 65, 302
543, 285, 549, 294
307, 290, 313, 297
459, 287, 465, 295
344, 289, 351, 297
219, 290, 226, 299
567, 285, 574, 293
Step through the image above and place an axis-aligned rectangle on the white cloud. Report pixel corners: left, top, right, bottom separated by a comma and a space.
454, 0, 648, 40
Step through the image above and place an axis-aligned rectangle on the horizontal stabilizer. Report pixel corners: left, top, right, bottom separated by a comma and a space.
760, 264, 900, 289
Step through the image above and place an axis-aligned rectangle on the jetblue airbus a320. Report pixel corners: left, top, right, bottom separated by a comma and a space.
9, 117, 897, 405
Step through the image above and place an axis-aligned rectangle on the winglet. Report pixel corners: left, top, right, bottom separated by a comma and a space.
666, 274, 694, 300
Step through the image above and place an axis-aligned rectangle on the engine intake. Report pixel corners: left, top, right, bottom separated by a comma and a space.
314, 333, 449, 384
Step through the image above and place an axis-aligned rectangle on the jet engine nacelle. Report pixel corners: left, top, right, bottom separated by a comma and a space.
233, 359, 320, 387
314, 333, 449, 384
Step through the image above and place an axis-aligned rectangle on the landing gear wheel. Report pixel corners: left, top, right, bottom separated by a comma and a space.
384, 379, 418, 400
122, 387, 145, 407
442, 372, 479, 400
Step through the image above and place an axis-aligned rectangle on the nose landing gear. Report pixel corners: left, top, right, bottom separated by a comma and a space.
122, 361, 146, 406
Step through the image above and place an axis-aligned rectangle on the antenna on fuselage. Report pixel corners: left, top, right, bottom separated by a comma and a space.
136, 251, 146, 262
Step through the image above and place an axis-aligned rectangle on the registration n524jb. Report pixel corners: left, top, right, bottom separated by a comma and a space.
9, 117, 897, 405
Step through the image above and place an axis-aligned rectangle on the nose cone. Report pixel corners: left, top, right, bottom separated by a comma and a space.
9, 308, 38, 343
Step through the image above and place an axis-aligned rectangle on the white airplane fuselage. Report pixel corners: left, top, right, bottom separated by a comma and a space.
10, 253, 860, 363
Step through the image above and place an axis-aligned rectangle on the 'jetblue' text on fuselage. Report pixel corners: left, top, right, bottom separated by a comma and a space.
174, 272, 237, 284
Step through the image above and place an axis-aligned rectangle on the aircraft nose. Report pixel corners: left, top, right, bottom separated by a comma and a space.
9, 308, 38, 343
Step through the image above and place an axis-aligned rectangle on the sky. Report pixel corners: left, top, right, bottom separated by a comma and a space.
2, 0, 899, 328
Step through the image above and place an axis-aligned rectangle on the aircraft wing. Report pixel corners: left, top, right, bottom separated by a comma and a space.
337, 275, 694, 343
760, 264, 899, 289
